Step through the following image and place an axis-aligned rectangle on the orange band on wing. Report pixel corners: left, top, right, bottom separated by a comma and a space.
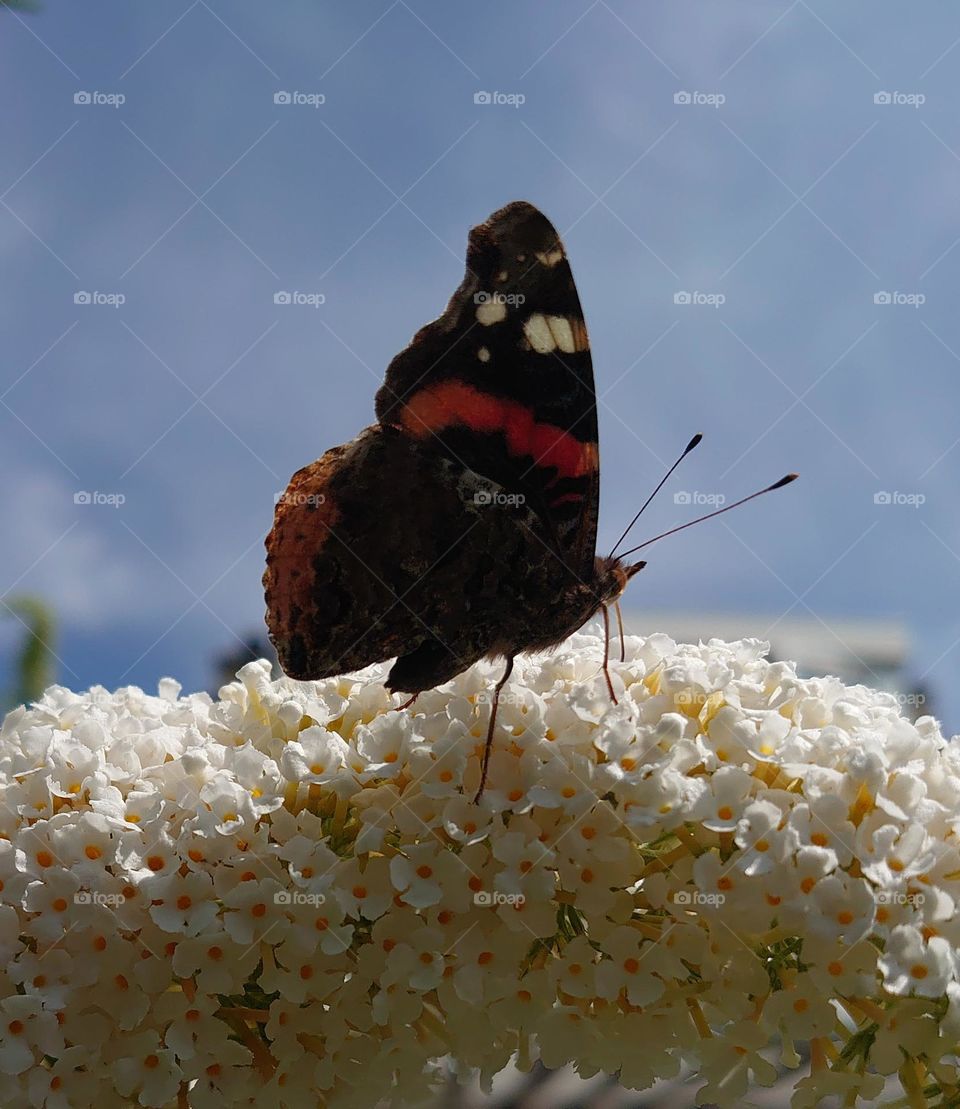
397, 381, 597, 480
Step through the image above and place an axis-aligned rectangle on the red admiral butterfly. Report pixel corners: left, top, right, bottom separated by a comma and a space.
264, 201, 796, 799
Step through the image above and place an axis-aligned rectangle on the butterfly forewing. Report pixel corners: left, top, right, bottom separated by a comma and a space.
374, 201, 600, 581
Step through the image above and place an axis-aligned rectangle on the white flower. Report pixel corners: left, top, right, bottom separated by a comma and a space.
333, 856, 394, 921
0, 996, 63, 1075
806, 872, 876, 944
221, 877, 291, 946
593, 925, 664, 1006
880, 924, 956, 997
695, 764, 755, 832
3, 630, 960, 1106
170, 930, 257, 996
109, 1031, 183, 1108
788, 793, 856, 866
735, 797, 798, 876
147, 869, 219, 936
279, 726, 349, 786
389, 843, 466, 909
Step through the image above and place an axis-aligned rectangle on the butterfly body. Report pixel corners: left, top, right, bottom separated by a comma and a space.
265, 201, 640, 700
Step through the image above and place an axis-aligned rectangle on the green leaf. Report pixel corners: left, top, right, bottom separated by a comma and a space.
4, 596, 55, 708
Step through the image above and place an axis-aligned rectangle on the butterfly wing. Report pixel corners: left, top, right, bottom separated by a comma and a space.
264, 425, 558, 690
374, 201, 600, 582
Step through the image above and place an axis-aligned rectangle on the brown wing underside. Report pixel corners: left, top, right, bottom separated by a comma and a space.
263, 425, 563, 692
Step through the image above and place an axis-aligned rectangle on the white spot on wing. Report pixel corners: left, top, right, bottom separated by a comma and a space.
536, 248, 564, 267
477, 346, 491, 362
547, 315, 576, 353
476, 299, 507, 325
496, 270, 508, 282
523, 313, 556, 353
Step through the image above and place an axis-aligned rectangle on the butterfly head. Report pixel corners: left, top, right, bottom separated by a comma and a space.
597, 556, 646, 605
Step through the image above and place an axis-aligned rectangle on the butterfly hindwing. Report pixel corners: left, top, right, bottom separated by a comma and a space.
264, 425, 559, 691
374, 201, 600, 582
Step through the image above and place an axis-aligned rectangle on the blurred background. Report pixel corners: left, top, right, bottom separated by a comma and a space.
1, 1, 956, 733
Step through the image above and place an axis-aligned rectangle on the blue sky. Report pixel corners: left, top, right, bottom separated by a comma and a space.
3, 2, 960, 728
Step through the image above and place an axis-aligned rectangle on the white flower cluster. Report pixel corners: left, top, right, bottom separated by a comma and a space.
2, 630, 960, 1107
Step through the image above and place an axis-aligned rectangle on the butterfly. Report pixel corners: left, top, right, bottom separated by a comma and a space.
264, 201, 795, 799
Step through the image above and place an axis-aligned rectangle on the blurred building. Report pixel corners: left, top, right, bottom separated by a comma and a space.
621, 611, 926, 719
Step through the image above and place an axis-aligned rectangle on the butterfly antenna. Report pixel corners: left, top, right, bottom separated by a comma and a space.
617, 473, 799, 559
609, 433, 703, 558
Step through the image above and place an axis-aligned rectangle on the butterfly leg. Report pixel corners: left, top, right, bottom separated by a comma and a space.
614, 599, 626, 663
473, 655, 515, 804
393, 693, 418, 712
601, 604, 618, 705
